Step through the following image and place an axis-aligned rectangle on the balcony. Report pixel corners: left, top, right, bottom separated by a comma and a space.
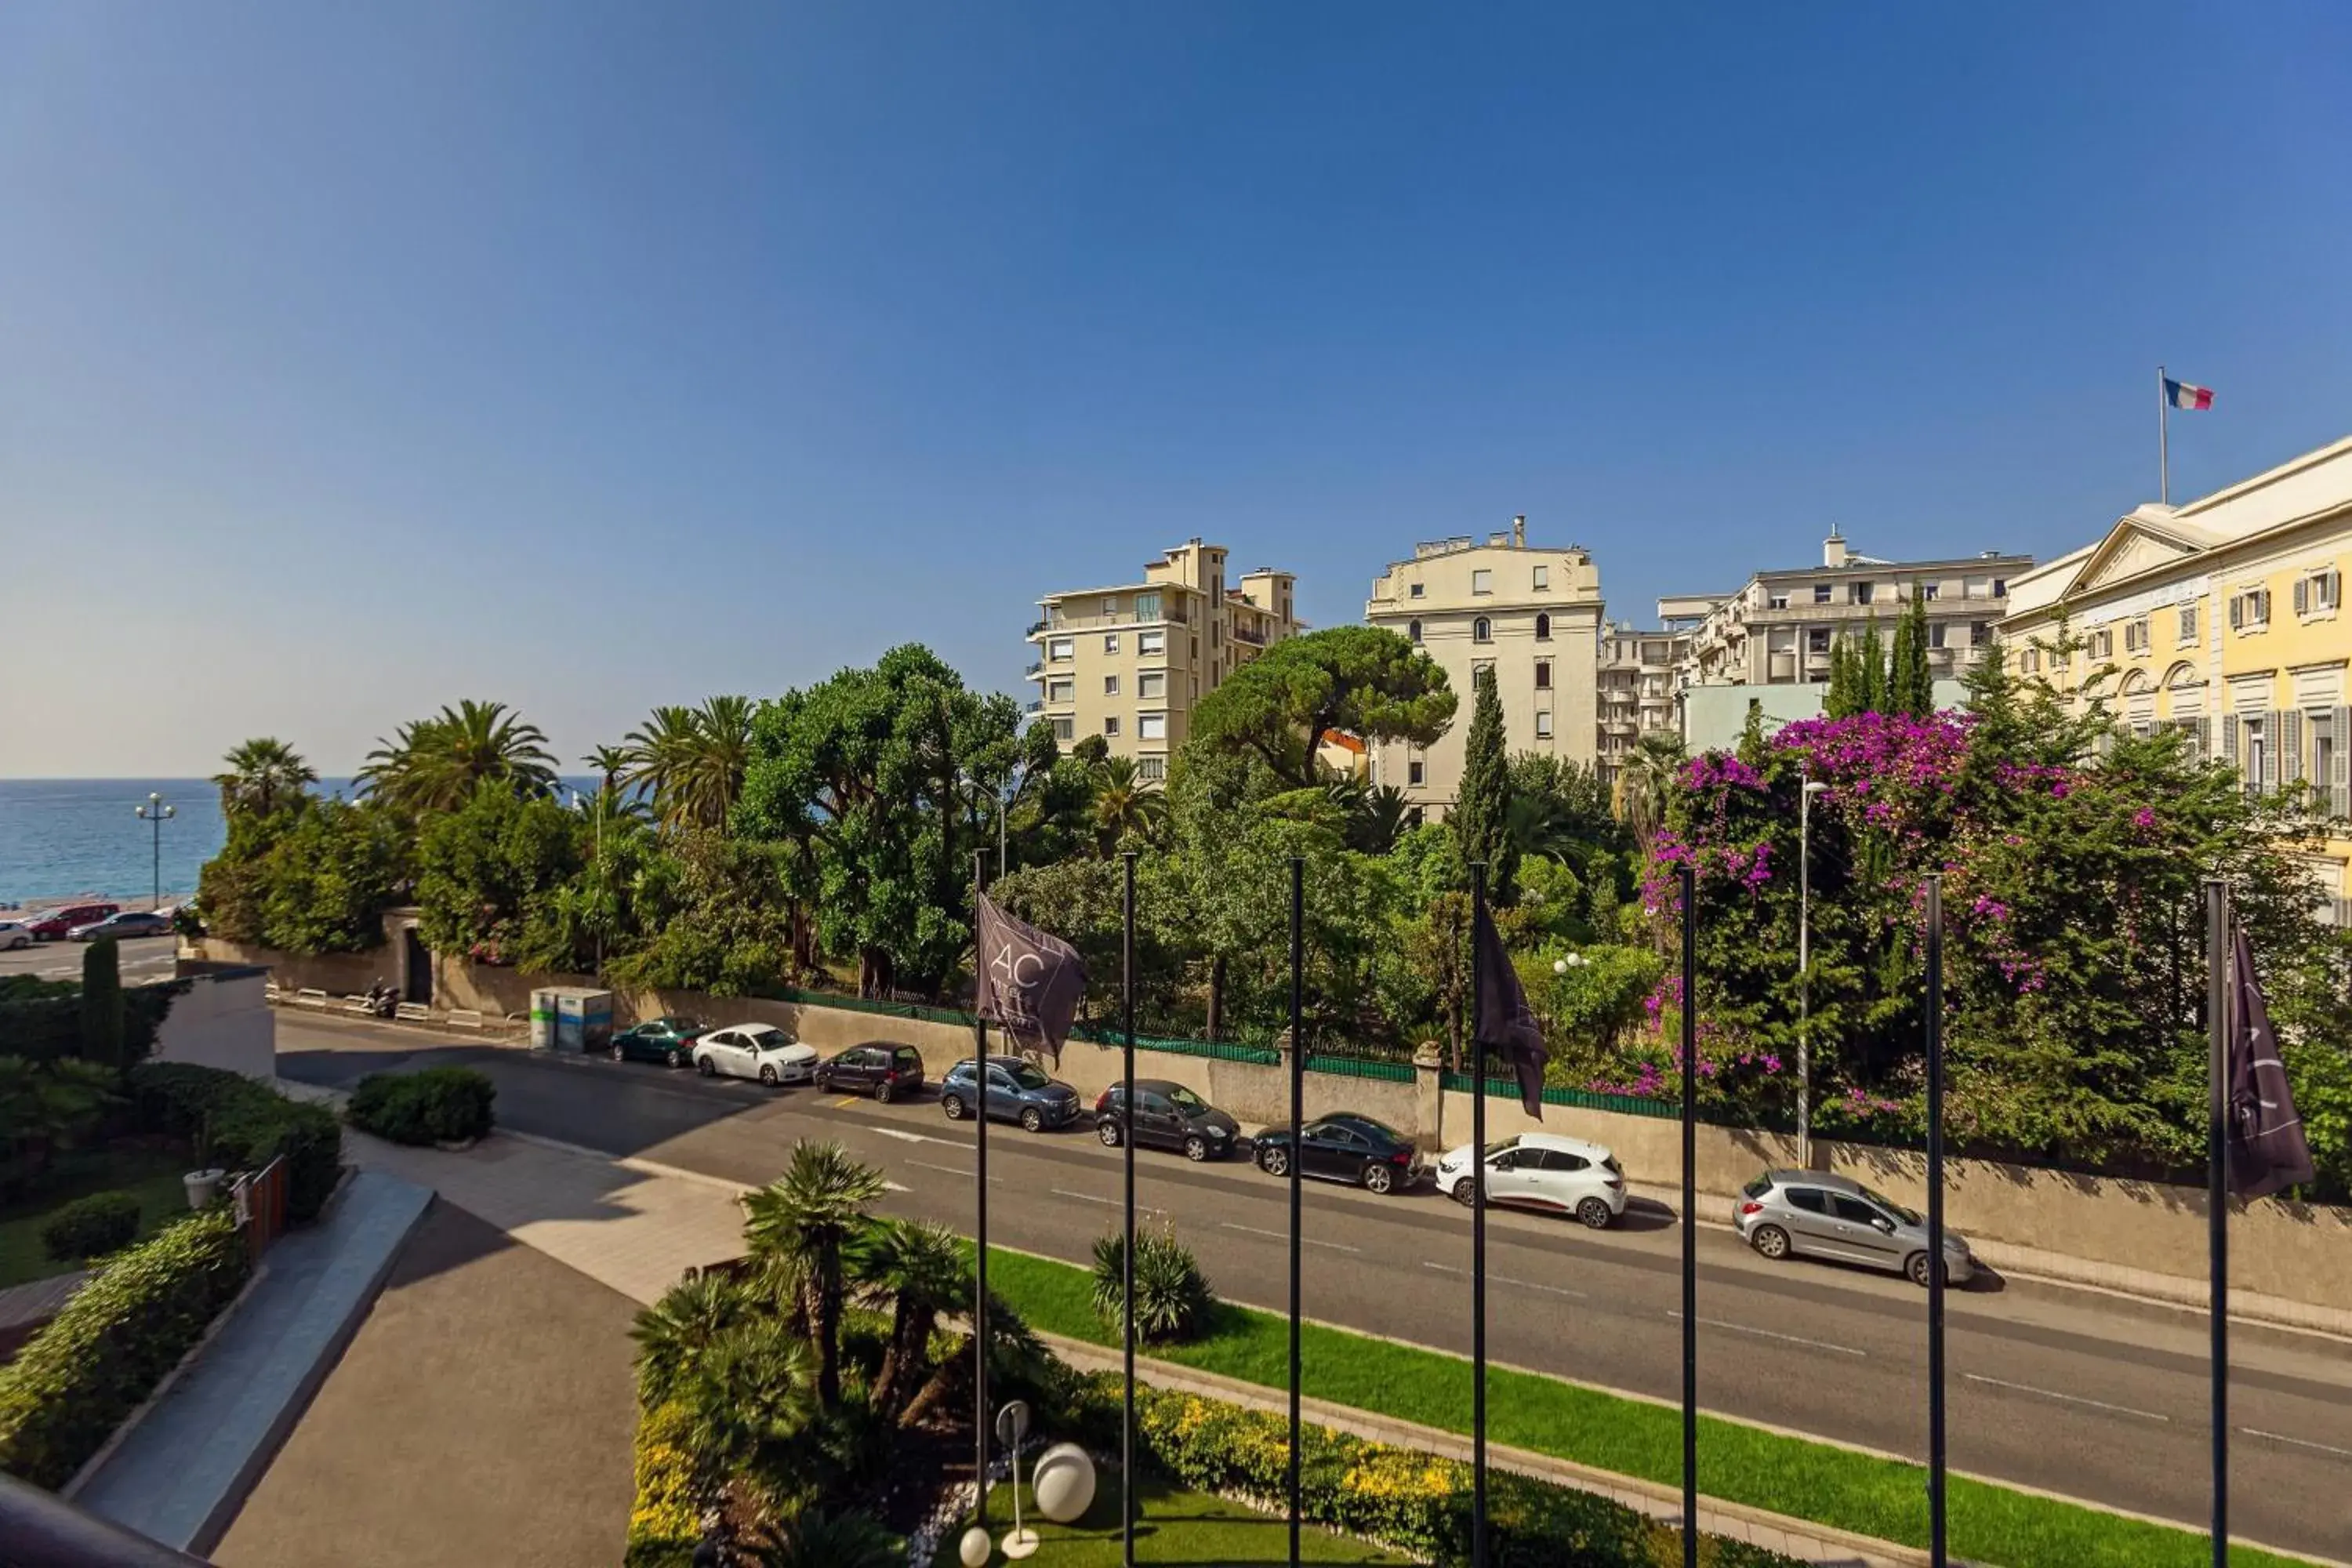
1026, 619, 1050, 637
1024, 699, 1044, 714
1231, 622, 1267, 647
1024, 661, 1044, 678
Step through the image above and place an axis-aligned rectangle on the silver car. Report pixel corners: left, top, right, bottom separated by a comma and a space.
1736, 1170, 1975, 1287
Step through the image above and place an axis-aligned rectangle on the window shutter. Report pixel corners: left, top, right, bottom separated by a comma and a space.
2229, 596, 2242, 630
2194, 717, 2211, 762
2334, 706, 2350, 816
2282, 710, 2303, 786
2295, 579, 2309, 615
2223, 713, 2239, 764
2330, 570, 2343, 610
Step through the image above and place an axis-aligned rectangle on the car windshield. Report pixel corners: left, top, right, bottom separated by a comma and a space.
746, 1028, 788, 1051
1009, 1063, 1051, 1091
1860, 1185, 1920, 1225
1166, 1086, 1209, 1115
1353, 1116, 1403, 1144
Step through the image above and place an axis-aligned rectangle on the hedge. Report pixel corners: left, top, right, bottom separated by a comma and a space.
0, 977, 183, 1066
40, 1192, 142, 1263
345, 1067, 496, 1146
129, 1062, 343, 1222
1094, 1375, 1805, 1568
624, 1398, 704, 1568
0, 1207, 250, 1488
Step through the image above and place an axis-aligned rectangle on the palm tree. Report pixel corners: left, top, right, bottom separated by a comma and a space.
625, 697, 755, 833
0, 1057, 119, 1185
846, 1218, 969, 1418
1610, 732, 1686, 858
211, 738, 318, 818
1088, 755, 1167, 853
630, 1271, 751, 1404
749, 1511, 900, 1568
674, 1319, 818, 1489
583, 744, 633, 797
357, 700, 558, 812
1350, 783, 1414, 855
742, 1141, 888, 1408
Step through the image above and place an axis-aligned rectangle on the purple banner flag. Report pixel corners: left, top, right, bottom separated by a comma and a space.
975, 893, 1087, 1065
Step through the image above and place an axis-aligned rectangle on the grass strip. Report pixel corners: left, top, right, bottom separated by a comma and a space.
937, 1470, 1412, 1566
984, 1247, 2310, 1568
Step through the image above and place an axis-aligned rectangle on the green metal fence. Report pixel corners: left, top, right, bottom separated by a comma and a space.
1303, 1053, 1417, 1083
1440, 1069, 1682, 1122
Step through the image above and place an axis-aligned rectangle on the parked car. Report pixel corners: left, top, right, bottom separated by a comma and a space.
609, 1016, 707, 1067
28, 903, 117, 940
815, 1044, 927, 1102
68, 910, 173, 942
1432, 1132, 1626, 1228
1736, 1169, 1974, 1288
692, 1025, 819, 1086
1253, 1113, 1423, 1195
0, 919, 33, 950
1094, 1080, 1243, 1161
938, 1054, 1083, 1133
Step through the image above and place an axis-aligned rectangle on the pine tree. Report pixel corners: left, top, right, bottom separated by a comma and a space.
1857, 616, 1889, 715
81, 937, 125, 1070
1452, 666, 1517, 902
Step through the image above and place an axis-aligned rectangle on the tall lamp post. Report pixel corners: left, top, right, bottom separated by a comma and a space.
1798, 775, 1829, 1165
135, 793, 176, 912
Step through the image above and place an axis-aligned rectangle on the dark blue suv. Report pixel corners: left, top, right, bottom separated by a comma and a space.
940, 1054, 1083, 1133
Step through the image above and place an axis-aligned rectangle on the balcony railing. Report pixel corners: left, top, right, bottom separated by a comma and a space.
1231, 622, 1267, 646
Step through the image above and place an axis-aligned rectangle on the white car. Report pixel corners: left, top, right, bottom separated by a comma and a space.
1433, 1132, 1628, 1229
692, 1025, 819, 1087
0, 919, 32, 950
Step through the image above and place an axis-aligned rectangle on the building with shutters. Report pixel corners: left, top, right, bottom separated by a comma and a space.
1997, 433, 2352, 916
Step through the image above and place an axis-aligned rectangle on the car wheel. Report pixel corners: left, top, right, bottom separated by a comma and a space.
1019, 1106, 1044, 1134
1183, 1134, 1210, 1162
1906, 1251, 1940, 1289
610, 1043, 626, 1062
942, 1093, 967, 1121
1098, 1120, 1122, 1147
1751, 1224, 1791, 1261
759, 1065, 779, 1086
695, 1054, 716, 1077
873, 1080, 894, 1105
667, 1048, 685, 1069
1362, 1163, 1396, 1196
1258, 1146, 1289, 1178
1576, 1197, 1614, 1230
1451, 1178, 1479, 1207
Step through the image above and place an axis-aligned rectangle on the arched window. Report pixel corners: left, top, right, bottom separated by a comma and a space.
1407, 619, 1421, 644
1534, 612, 1551, 642
1473, 616, 1493, 644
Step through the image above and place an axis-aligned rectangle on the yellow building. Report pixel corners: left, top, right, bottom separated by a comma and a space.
1999, 434, 2352, 913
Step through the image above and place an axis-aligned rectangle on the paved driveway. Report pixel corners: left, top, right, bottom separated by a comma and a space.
212, 1203, 640, 1568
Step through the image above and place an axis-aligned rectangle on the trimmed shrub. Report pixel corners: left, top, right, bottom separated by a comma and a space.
1091, 1225, 1215, 1344
345, 1067, 496, 1146
0, 1207, 250, 1488
40, 1191, 141, 1262
129, 1062, 343, 1222
624, 1398, 705, 1568
80, 938, 125, 1069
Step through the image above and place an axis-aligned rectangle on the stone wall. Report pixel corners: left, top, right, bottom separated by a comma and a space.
189, 939, 384, 999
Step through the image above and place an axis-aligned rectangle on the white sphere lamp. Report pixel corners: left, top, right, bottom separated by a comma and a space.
1031, 1442, 1098, 1523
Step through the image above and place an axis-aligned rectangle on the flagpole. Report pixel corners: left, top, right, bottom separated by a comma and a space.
1678, 863, 1698, 1568
1470, 861, 1489, 1568
1120, 850, 1138, 1568
1287, 855, 1305, 1568
2205, 877, 2230, 1568
971, 849, 991, 1535
1925, 874, 1947, 1568
2160, 364, 2172, 507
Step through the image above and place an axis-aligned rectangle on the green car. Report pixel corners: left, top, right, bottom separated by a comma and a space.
609, 1017, 707, 1068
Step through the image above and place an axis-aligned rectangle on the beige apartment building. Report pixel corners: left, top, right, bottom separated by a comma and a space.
1596, 622, 1690, 776
1026, 539, 1300, 780
1364, 517, 1604, 818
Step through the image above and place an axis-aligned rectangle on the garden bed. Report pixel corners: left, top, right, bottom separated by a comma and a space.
935, 1469, 1414, 1566
0, 1146, 194, 1290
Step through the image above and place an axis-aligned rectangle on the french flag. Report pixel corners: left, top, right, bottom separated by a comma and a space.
2165, 377, 2215, 411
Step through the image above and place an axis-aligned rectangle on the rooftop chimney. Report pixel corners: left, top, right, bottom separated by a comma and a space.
1824, 525, 1849, 568
1513, 514, 1526, 548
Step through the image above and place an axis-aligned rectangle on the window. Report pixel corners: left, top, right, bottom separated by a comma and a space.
1138, 630, 1165, 657
1408, 760, 1425, 786
1971, 620, 1991, 647
1473, 616, 1493, 643
1138, 672, 1165, 700
1136, 756, 1165, 782
1768, 593, 1790, 610
2020, 648, 2041, 674
1851, 582, 1875, 605
2178, 604, 2198, 644
1471, 659, 1494, 681
1831, 1196, 1886, 1226
2124, 618, 2148, 653
1103, 675, 1120, 695
1133, 590, 1162, 621
1534, 612, 1551, 641
1534, 711, 1553, 739
1407, 619, 1422, 644
1103, 717, 1120, 738
1532, 564, 1550, 590
2312, 715, 2335, 799
1051, 717, 1074, 741
1210, 622, 1220, 647
1813, 583, 1833, 604
2295, 569, 2342, 616
2089, 628, 2112, 659
2245, 717, 2267, 793
1929, 622, 1947, 649
1534, 659, 1552, 689
1784, 1189, 1830, 1214
1138, 713, 1167, 741
1471, 568, 1494, 595
1921, 582, 1940, 601
1807, 628, 1831, 655
1409, 582, 1425, 599
1047, 637, 1074, 662
2229, 588, 2271, 631
1046, 678, 1074, 702
1103, 633, 1119, 655
1991, 579, 2007, 598
1100, 597, 1117, 617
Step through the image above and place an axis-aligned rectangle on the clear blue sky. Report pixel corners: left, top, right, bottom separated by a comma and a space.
5, 2, 2348, 775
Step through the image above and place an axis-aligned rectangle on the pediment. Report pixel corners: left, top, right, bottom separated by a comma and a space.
2060, 512, 2216, 600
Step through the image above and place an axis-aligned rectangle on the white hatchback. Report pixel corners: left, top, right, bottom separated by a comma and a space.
692, 1025, 819, 1087
1433, 1132, 1628, 1229
0, 920, 32, 950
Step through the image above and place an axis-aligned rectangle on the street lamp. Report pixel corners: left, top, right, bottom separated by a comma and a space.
135, 792, 176, 911
1798, 775, 1830, 1166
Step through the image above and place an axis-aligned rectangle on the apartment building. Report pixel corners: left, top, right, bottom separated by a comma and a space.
1999, 434, 2352, 916
1595, 622, 1690, 775
1026, 539, 1301, 779
1364, 517, 1603, 818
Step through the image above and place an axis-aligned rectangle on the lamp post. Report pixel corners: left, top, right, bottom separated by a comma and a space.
134, 793, 176, 911
1798, 775, 1829, 1165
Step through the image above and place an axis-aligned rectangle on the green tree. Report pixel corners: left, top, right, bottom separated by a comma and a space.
1451, 666, 1516, 902
583, 744, 633, 797
1889, 587, 1933, 717
79, 939, 123, 1070
1351, 783, 1414, 855
1087, 754, 1168, 854
626, 695, 757, 834
1610, 733, 1684, 860
413, 782, 581, 961
1824, 634, 1859, 720
846, 1218, 969, 1419
631, 1272, 753, 1406
604, 832, 808, 994
749, 1512, 900, 1568
358, 700, 559, 814
211, 738, 318, 819
1856, 616, 1889, 716
0, 1056, 118, 1188
256, 799, 411, 955
741, 1141, 888, 1409
1185, 626, 1456, 790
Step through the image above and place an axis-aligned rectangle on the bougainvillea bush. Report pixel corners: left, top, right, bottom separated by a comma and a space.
1632, 664, 2352, 1198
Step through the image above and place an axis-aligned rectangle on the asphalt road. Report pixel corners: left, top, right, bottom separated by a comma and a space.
0, 932, 181, 983
277, 1014, 2352, 1562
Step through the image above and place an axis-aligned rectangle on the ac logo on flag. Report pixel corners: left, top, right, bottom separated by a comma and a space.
975, 894, 1086, 1065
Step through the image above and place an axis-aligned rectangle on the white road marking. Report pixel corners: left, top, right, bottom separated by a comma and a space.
882, 1180, 909, 1193
2238, 1427, 2352, 1459
1963, 1373, 2167, 1421
1668, 1311, 1862, 1356
875, 1127, 943, 1145
911, 1160, 998, 1183
1051, 1189, 1165, 1215
1421, 1261, 1587, 1299
1221, 1222, 1359, 1254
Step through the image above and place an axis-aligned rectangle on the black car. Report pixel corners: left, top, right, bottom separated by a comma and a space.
815, 1044, 927, 1102
610, 1017, 707, 1068
1094, 1080, 1243, 1162
1253, 1112, 1423, 1196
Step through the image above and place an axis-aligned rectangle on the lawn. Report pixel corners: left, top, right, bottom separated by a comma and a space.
982, 1247, 2310, 1568
940, 1469, 1412, 1566
0, 1147, 197, 1289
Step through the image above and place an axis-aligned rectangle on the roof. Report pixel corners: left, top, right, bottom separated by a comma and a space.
1748, 553, 2031, 583
1504, 1131, 1614, 1157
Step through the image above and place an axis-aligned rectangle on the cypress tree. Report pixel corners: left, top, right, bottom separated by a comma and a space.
1452, 666, 1517, 902
1892, 586, 1935, 718
1857, 616, 1889, 715
81, 937, 125, 1070
1737, 698, 1769, 765
1824, 634, 1858, 719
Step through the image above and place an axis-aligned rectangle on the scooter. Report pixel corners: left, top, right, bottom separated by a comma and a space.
363, 981, 398, 1019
